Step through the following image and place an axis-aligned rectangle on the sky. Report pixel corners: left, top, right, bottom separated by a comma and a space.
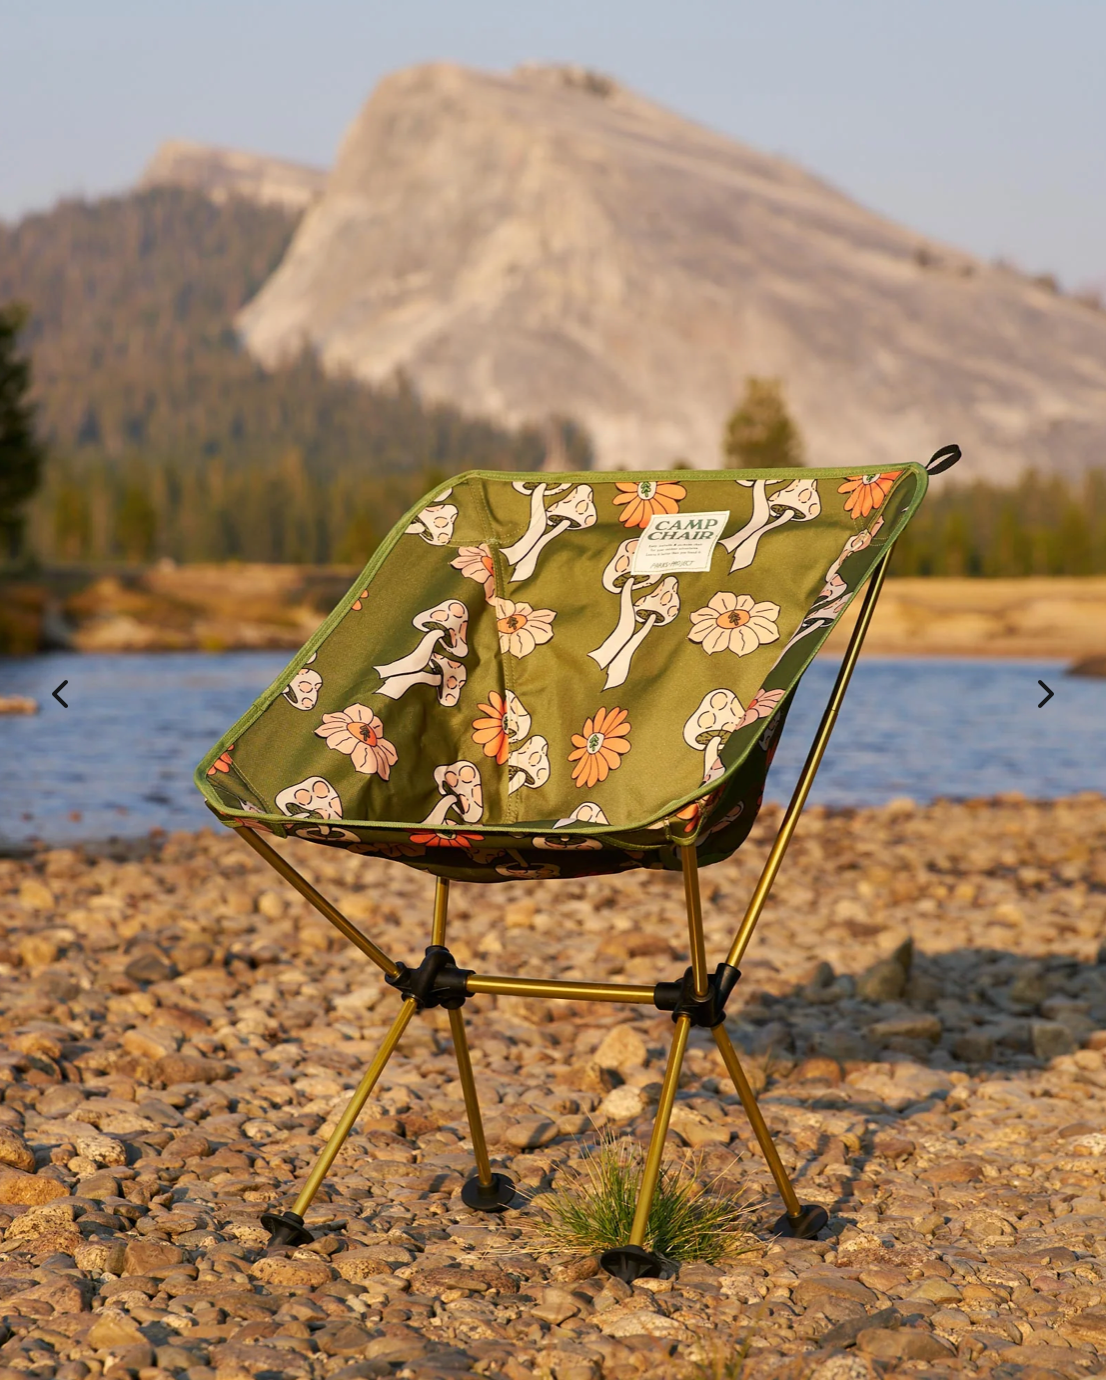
2, 0, 1103, 290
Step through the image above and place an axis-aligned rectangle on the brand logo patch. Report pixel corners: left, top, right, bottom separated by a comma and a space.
630, 510, 731, 575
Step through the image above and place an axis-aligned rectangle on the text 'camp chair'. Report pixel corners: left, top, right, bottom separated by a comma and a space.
196, 447, 959, 1281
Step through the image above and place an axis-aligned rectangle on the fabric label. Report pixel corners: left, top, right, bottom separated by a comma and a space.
630, 510, 731, 575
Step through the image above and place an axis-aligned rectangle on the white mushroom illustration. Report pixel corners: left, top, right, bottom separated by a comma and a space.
600, 575, 680, 689
683, 689, 744, 783
777, 592, 850, 657
275, 776, 344, 821
818, 514, 885, 602
506, 484, 597, 582
533, 800, 609, 849
720, 478, 821, 572
507, 735, 551, 795
374, 600, 469, 700
405, 489, 458, 546
500, 482, 570, 569
589, 539, 657, 676
779, 515, 885, 658
421, 761, 484, 827
282, 665, 322, 711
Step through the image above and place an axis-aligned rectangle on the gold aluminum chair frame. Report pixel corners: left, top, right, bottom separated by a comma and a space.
239, 549, 893, 1279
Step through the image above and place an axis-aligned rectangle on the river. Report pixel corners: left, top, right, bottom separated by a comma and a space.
0, 651, 1101, 851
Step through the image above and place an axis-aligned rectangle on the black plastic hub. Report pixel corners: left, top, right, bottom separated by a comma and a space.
261, 1209, 314, 1249
461, 1172, 516, 1213
600, 1244, 664, 1282
653, 962, 741, 1027
774, 1204, 829, 1239
385, 945, 473, 1010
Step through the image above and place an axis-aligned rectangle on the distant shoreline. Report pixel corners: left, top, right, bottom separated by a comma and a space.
1, 566, 1105, 664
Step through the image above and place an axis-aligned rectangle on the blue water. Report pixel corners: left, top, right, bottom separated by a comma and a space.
0, 651, 1102, 849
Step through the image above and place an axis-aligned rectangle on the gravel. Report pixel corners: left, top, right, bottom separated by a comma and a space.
0, 790, 1103, 1378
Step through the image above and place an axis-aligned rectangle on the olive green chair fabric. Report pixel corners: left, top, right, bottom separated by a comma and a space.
196, 465, 927, 882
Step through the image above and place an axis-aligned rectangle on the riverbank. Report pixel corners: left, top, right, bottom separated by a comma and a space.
2, 567, 1105, 663
827, 577, 1106, 662
0, 794, 1104, 1376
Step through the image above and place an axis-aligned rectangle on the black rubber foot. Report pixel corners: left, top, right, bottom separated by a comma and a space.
599, 1244, 664, 1282
260, 1209, 314, 1249
773, 1204, 829, 1239
460, 1172, 515, 1213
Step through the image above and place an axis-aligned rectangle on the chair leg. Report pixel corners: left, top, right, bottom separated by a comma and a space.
599, 1013, 692, 1282
261, 997, 418, 1248
712, 1024, 827, 1239
449, 1007, 515, 1212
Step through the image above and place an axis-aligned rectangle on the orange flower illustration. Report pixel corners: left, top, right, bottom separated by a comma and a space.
351, 589, 368, 611
612, 480, 687, 529
207, 745, 234, 776
451, 544, 497, 599
493, 599, 556, 657
471, 690, 531, 765
315, 705, 397, 779
838, 472, 901, 519
409, 830, 483, 849
569, 706, 632, 789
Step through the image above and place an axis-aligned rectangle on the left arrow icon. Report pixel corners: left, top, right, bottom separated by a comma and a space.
52, 681, 69, 708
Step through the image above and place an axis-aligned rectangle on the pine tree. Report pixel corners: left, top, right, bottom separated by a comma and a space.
0, 303, 44, 562
722, 376, 805, 469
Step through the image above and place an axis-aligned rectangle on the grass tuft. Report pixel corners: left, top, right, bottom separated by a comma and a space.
522, 1135, 759, 1266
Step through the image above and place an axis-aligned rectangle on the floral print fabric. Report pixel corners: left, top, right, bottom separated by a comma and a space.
197, 462, 928, 883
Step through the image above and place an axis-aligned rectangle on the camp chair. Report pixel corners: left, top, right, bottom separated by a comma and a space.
196, 446, 958, 1282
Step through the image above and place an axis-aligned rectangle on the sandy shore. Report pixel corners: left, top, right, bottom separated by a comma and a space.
4, 567, 1106, 662
0, 795, 1104, 1376
828, 577, 1106, 661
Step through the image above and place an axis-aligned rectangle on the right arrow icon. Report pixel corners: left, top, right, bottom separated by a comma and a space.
1037, 680, 1054, 708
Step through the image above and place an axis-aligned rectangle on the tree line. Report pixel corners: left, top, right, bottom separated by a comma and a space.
17, 433, 1106, 575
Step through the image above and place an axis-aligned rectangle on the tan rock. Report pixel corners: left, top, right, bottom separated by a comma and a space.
0, 1171, 70, 1205
4, 1201, 75, 1240
250, 1254, 337, 1288
18, 932, 58, 967
599, 1308, 692, 1339
74, 1238, 128, 1273
154, 1053, 232, 1085
314, 1321, 375, 1356
857, 1327, 953, 1361
11, 1029, 62, 1059
867, 1013, 941, 1044
0, 1129, 35, 1173
504, 1116, 558, 1149
122, 1025, 180, 1061
598, 1086, 645, 1122
87, 1309, 146, 1350
335, 1249, 396, 1282
593, 1025, 648, 1072
18, 880, 55, 913
413, 1265, 512, 1295
64, 1127, 127, 1167
123, 1239, 185, 1274
17, 1274, 92, 1313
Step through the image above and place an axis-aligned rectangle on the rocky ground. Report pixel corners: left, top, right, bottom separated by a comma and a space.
0, 793, 1104, 1380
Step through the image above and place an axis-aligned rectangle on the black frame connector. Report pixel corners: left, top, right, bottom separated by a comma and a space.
653, 962, 741, 1027
385, 945, 473, 1010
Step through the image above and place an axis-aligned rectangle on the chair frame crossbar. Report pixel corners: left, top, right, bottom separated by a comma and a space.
246, 548, 894, 1277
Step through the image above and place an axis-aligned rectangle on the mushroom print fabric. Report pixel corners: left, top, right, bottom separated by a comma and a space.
197, 462, 929, 882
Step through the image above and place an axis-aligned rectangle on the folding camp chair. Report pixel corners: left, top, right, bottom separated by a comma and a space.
196, 446, 958, 1281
